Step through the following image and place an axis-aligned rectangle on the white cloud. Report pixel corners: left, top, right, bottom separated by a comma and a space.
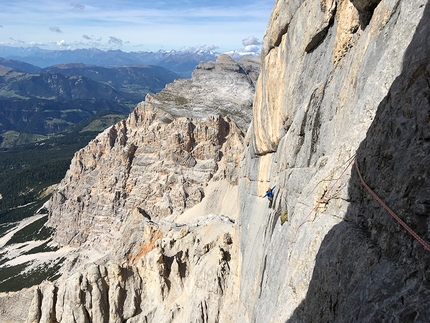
71, 3, 85, 10
242, 36, 261, 47
29, 41, 48, 47
8, 37, 26, 44
181, 44, 219, 52
244, 44, 260, 53
56, 40, 68, 46
50, 26, 63, 34
196, 44, 219, 51
108, 36, 123, 46
82, 35, 102, 42
241, 36, 262, 53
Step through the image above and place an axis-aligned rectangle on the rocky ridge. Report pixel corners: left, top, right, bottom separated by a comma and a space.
46, 105, 244, 250
43, 54, 259, 255
27, 212, 238, 323
0, 54, 258, 323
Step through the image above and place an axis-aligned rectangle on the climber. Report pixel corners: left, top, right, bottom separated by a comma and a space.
263, 185, 276, 208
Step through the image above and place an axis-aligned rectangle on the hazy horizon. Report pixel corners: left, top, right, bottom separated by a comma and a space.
0, 1, 273, 54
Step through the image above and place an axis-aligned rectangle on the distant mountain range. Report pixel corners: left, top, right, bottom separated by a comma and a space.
0, 58, 178, 98
0, 58, 179, 138
0, 46, 257, 78
0, 47, 259, 146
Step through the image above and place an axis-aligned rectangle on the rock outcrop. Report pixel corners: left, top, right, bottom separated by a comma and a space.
46, 105, 244, 249
26, 212, 238, 323
146, 54, 259, 130
1, 0, 429, 322
45, 54, 258, 252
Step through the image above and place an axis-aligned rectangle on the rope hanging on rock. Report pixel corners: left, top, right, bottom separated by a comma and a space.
291, 154, 430, 253
355, 158, 430, 253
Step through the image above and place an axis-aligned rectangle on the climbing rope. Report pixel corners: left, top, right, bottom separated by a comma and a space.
290, 153, 430, 253
355, 158, 430, 253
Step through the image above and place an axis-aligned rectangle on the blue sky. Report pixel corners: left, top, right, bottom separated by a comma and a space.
0, 0, 274, 53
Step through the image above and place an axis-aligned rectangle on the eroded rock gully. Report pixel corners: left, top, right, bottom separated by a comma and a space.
27, 213, 238, 323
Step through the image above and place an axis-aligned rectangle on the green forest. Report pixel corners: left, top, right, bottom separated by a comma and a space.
0, 131, 99, 223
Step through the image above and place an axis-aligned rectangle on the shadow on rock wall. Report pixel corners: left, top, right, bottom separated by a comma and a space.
286, 3, 430, 322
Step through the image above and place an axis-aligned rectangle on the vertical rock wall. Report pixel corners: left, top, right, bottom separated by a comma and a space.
237, 0, 429, 322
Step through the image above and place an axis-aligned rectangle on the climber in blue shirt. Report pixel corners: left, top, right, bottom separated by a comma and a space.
263, 185, 276, 208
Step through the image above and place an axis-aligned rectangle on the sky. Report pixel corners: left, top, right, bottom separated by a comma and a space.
0, 0, 274, 53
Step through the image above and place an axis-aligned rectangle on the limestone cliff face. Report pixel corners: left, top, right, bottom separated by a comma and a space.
47, 105, 243, 248
45, 55, 257, 250
238, 0, 430, 322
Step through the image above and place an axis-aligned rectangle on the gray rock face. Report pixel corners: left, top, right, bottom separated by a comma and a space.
237, 0, 430, 322
0, 289, 34, 323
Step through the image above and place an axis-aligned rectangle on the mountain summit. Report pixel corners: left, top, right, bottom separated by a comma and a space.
0, 46, 259, 78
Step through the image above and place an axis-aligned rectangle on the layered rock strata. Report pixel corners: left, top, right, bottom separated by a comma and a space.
45, 54, 258, 252
146, 54, 259, 130
46, 104, 244, 249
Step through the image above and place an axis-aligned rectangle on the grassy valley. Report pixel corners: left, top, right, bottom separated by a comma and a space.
0, 131, 100, 223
